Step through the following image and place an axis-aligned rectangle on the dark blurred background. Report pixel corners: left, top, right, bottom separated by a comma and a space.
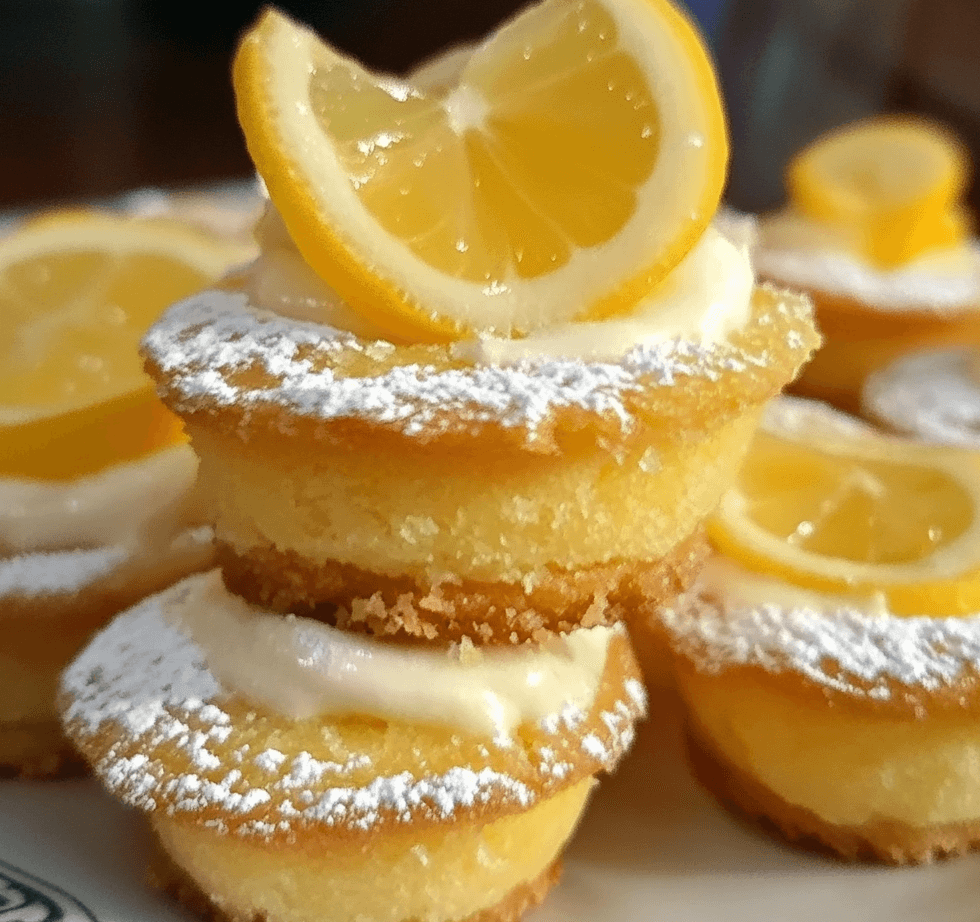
1, 0, 978, 215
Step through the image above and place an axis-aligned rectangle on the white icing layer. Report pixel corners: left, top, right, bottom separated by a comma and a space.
0, 444, 200, 554
168, 571, 613, 741
248, 215, 754, 364
663, 558, 980, 702
863, 347, 980, 449
453, 228, 753, 364
756, 211, 980, 312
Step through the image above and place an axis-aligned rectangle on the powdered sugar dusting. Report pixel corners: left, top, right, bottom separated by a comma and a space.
142, 288, 797, 439
756, 245, 980, 312
863, 347, 980, 449
61, 580, 643, 839
662, 596, 980, 703
0, 546, 130, 601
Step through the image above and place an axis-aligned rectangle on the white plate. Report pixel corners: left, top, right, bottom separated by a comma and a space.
2, 697, 977, 922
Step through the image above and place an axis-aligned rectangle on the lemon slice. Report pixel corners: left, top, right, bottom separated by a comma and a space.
865, 202, 973, 268
233, 0, 727, 342
708, 402, 980, 616
0, 210, 251, 479
787, 117, 970, 267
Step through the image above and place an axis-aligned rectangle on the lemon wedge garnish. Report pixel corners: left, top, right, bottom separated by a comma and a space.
787, 116, 970, 268
0, 210, 251, 479
233, 0, 727, 342
708, 402, 980, 616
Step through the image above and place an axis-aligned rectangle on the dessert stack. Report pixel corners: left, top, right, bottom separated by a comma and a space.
60, 0, 816, 919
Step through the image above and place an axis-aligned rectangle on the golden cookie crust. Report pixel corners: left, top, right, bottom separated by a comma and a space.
686, 720, 980, 864
217, 529, 709, 645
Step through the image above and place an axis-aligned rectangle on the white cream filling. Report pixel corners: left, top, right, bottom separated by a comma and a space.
454, 226, 754, 364
0, 444, 200, 554
169, 570, 613, 742
756, 210, 980, 311
244, 208, 755, 362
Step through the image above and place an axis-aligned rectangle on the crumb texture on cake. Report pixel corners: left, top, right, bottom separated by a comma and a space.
151, 833, 563, 922
218, 529, 709, 644
150, 778, 585, 922
193, 410, 754, 589
60, 581, 646, 843
674, 659, 980, 852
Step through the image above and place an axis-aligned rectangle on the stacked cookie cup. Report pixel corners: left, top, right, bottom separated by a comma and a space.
57, 0, 820, 919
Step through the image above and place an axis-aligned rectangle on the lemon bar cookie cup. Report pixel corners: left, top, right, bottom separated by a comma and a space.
60, 570, 647, 922
757, 260, 980, 415
142, 280, 817, 653
0, 211, 249, 777
755, 117, 980, 414
663, 398, 980, 863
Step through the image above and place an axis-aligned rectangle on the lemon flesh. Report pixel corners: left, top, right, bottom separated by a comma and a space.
709, 416, 980, 616
0, 213, 248, 480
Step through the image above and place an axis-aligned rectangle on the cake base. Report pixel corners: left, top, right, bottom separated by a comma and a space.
150, 847, 561, 922
686, 722, 980, 865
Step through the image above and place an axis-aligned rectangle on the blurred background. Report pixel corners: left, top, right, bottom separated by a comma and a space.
1, 0, 978, 215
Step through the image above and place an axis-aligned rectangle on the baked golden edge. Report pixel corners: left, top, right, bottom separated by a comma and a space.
149, 848, 562, 922
686, 717, 980, 864
217, 529, 710, 644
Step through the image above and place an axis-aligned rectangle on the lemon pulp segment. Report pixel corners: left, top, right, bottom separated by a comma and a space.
0, 249, 211, 419
0, 213, 247, 479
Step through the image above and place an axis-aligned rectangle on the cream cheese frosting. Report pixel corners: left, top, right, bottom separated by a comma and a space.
453, 226, 753, 364
167, 571, 614, 742
0, 444, 201, 554
244, 207, 756, 362
756, 210, 980, 312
